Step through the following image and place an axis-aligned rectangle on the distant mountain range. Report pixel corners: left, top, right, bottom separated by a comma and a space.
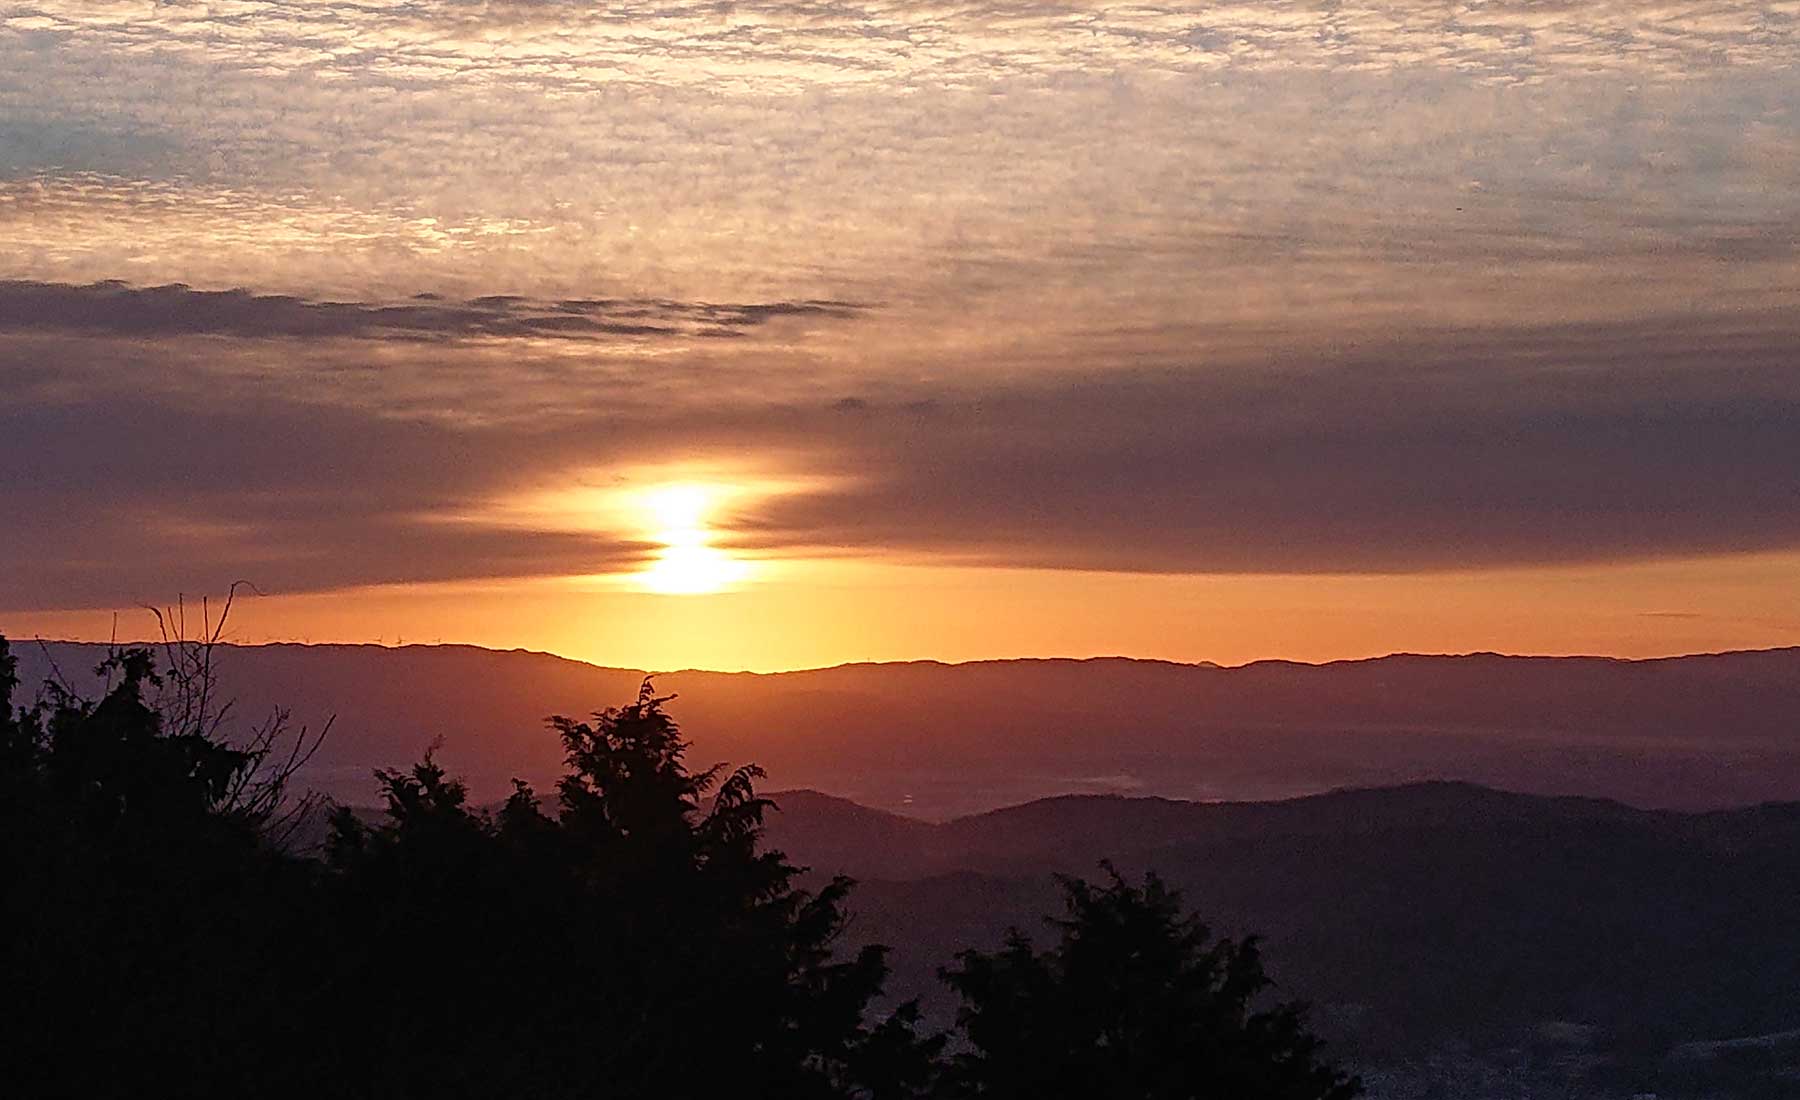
11, 641, 1800, 815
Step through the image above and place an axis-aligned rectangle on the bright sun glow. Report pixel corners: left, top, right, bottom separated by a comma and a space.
642, 484, 713, 535
638, 543, 751, 595
634, 482, 752, 595
484, 467, 833, 596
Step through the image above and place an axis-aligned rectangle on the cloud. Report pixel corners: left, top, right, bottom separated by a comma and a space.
3, 0, 1799, 612
3, 0, 1795, 320
0, 280, 867, 343
0, 394, 655, 609
5, 303, 1800, 611
737, 330, 1800, 573
10, 0, 1797, 90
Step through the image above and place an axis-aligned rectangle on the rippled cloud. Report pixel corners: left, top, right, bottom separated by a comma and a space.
9, 1, 1797, 89
5, 0, 1795, 310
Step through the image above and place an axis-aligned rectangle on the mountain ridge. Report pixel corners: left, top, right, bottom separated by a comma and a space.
750, 777, 1800, 1096
761, 779, 1800, 884
16, 636, 1800, 677
11, 639, 1800, 816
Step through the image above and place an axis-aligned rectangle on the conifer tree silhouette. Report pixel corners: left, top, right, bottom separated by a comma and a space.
938, 866, 1360, 1100
322, 680, 937, 1098
3, 633, 1365, 1100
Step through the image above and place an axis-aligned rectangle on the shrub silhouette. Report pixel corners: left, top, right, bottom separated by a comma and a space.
938, 867, 1361, 1100
2, 634, 1354, 1099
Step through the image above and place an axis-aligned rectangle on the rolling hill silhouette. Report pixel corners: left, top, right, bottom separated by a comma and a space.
12, 642, 1800, 816
763, 782, 1800, 1095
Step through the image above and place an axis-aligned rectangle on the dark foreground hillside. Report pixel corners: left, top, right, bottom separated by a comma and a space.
16, 641, 1800, 815
319, 781, 1800, 1095
9, 631, 1798, 1097
765, 783, 1800, 1099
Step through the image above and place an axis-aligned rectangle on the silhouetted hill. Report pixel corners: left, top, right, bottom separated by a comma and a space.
760, 789, 938, 878
13, 642, 1800, 814
762, 781, 1705, 879
288, 775, 1800, 1095
762, 782, 1800, 1095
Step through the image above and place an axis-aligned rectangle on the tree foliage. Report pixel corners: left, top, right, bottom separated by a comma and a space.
1, 632, 1353, 1099
939, 867, 1361, 1100
319, 682, 933, 1098
0, 638, 322, 1096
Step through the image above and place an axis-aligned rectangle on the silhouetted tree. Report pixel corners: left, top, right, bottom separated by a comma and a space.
937, 867, 1361, 1100
3, 630, 1371, 1100
320, 680, 938, 1098
0, 633, 36, 769
0, 640, 322, 1097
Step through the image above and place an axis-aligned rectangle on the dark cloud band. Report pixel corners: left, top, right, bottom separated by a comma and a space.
5, 300, 1800, 609
0, 281, 867, 343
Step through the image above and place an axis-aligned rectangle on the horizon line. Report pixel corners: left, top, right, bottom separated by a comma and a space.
15, 634, 1800, 678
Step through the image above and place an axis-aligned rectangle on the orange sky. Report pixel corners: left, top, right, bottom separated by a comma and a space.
8, 550, 1799, 672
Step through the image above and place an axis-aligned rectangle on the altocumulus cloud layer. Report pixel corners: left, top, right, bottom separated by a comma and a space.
1, 0, 1798, 607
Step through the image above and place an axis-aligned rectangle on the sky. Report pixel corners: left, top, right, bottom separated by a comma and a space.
2, 0, 1798, 671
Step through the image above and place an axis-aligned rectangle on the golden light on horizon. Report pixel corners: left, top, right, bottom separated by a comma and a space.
633, 482, 752, 596
475, 467, 792, 595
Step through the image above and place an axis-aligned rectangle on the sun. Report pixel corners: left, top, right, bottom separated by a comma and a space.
633, 482, 752, 595
639, 543, 751, 595
642, 484, 712, 535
